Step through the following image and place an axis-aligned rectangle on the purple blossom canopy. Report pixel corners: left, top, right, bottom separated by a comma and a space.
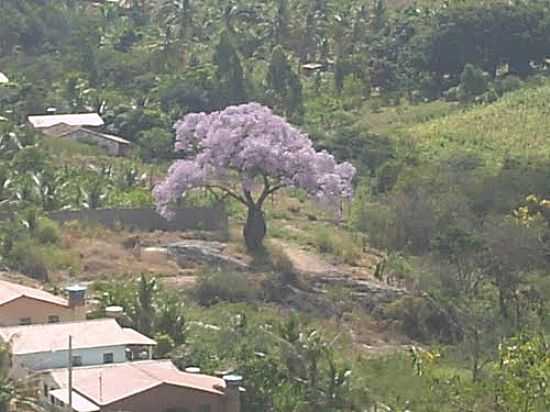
154, 103, 356, 218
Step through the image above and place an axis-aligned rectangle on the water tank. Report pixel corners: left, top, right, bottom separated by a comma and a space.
105, 306, 124, 319
185, 367, 201, 374
223, 374, 243, 387
65, 285, 87, 308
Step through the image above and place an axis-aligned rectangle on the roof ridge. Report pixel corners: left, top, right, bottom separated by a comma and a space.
0, 317, 116, 330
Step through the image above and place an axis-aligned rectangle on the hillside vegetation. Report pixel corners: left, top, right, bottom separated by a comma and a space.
2, 0, 550, 410
408, 82, 550, 165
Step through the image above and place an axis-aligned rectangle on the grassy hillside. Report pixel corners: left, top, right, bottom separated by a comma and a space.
406, 83, 550, 166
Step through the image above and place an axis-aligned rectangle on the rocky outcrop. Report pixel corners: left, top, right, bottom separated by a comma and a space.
166, 240, 249, 270
312, 274, 407, 313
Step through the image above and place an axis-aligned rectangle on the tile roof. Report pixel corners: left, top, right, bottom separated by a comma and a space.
49, 360, 227, 406
0, 279, 68, 308
0, 318, 156, 355
28, 113, 104, 129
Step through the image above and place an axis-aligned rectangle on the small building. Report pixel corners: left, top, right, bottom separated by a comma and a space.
0, 318, 156, 378
0, 279, 86, 327
40, 360, 241, 412
27, 113, 105, 129
41, 123, 131, 156
0, 72, 9, 84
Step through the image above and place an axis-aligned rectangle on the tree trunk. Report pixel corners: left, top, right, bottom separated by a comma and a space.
243, 205, 266, 252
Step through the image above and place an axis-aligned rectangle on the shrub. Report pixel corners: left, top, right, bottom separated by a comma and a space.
153, 333, 175, 358
193, 271, 256, 306
494, 75, 523, 96
9, 239, 49, 281
268, 243, 297, 285
311, 226, 361, 265
460, 64, 488, 100
35, 217, 61, 244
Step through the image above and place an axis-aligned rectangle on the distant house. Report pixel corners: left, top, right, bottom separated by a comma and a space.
40, 360, 242, 412
0, 279, 86, 327
0, 72, 8, 84
41, 123, 131, 156
27, 113, 105, 129
0, 318, 156, 378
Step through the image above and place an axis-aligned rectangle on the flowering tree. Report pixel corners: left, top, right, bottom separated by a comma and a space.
154, 103, 356, 251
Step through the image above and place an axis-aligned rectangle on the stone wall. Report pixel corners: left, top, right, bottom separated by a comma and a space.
0, 207, 227, 232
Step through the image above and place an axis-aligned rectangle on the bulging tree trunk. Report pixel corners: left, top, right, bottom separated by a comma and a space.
243, 205, 266, 252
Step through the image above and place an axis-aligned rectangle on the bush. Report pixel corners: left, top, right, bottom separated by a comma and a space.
193, 271, 256, 306
153, 333, 175, 358
9, 239, 49, 281
268, 243, 297, 285
35, 217, 61, 244
311, 226, 361, 265
460, 64, 488, 101
494, 75, 523, 96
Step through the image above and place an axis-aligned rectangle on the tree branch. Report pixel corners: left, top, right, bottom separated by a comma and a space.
205, 185, 249, 206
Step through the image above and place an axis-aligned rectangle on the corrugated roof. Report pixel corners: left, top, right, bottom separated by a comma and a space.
49, 360, 226, 406
0, 279, 68, 308
0, 318, 156, 355
49, 389, 100, 412
0, 73, 8, 84
28, 113, 104, 129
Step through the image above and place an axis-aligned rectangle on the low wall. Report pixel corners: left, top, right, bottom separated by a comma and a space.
0, 207, 227, 232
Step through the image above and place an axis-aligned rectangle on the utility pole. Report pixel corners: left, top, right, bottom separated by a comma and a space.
68, 335, 73, 412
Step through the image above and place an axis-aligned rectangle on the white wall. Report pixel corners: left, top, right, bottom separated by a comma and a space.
12, 345, 127, 378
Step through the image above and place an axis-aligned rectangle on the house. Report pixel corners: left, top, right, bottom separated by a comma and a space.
0, 72, 8, 84
40, 360, 241, 412
41, 123, 131, 156
0, 280, 86, 327
27, 113, 104, 129
0, 318, 156, 378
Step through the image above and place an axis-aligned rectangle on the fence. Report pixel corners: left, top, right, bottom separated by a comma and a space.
0, 206, 228, 232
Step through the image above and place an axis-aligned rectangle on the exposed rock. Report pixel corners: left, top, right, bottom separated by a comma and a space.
166, 240, 249, 270
311, 273, 407, 313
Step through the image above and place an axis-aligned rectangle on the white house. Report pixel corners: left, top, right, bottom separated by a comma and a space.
27, 113, 104, 129
0, 318, 155, 378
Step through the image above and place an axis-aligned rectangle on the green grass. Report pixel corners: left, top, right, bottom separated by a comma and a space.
406, 82, 550, 166
362, 100, 457, 135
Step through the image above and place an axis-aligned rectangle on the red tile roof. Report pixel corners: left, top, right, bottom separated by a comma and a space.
0, 279, 68, 308
49, 360, 226, 406
0, 318, 156, 354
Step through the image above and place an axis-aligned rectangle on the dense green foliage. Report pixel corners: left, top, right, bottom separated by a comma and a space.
2, 0, 550, 410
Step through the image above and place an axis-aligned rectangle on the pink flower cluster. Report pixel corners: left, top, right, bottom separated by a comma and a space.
154, 103, 356, 217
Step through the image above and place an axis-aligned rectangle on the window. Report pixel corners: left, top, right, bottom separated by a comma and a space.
48, 315, 60, 323
43, 383, 49, 397
19, 318, 31, 326
103, 353, 114, 364
72, 356, 82, 367
49, 395, 55, 405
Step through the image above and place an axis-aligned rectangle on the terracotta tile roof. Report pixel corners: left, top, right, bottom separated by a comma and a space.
0, 279, 68, 308
0, 318, 156, 355
49, 360, 226, 406
28, 113, 104, 129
